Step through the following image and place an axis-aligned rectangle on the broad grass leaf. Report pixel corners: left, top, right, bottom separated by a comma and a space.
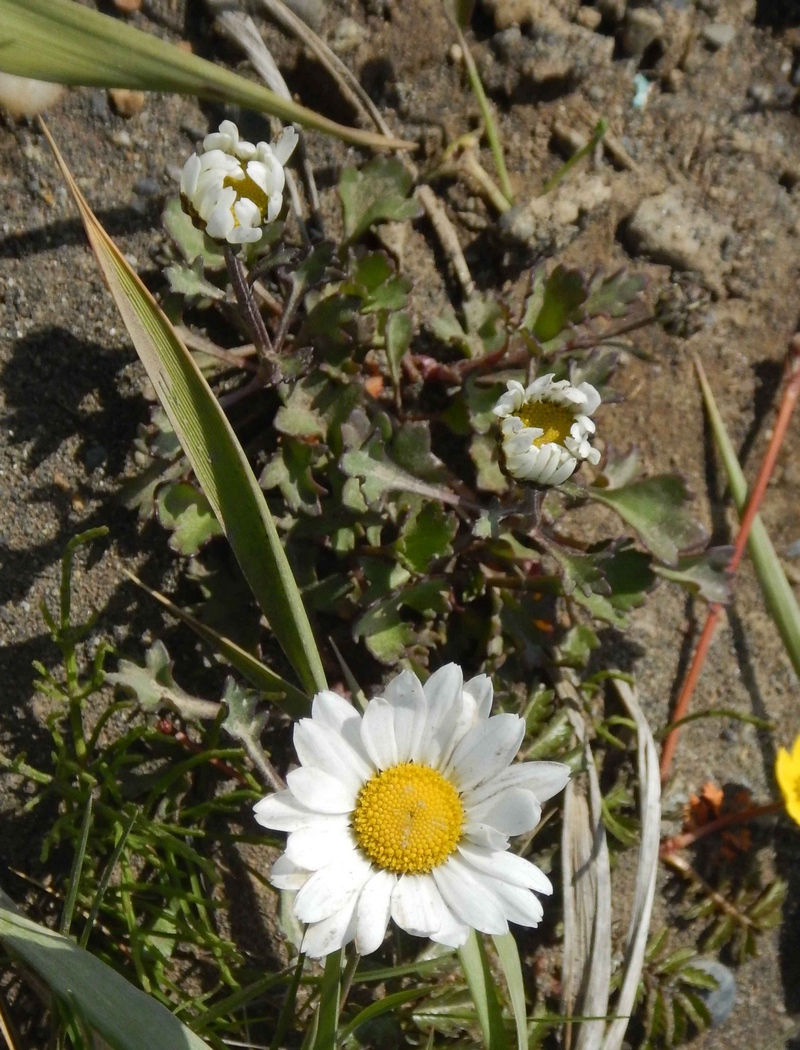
0, 891, 213, 1050
42, 120, 325, 698
0, 0, 410, 150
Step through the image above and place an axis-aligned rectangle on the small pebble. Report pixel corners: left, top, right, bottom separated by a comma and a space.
109, 88, 146, 118
702, 22, 736, 50
112, 0, 142, 12
786, 539, 800, 559
133, 176, 161, 197
691, 959, 736, 1026
111, 129, 133, 148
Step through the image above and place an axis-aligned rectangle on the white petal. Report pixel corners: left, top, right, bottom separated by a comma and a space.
462, 822, 510, 851
463, 673, 493, 720
465, 761, 571, 807
382, 669, 428, 763
446, 714, 524, 792
286, 766, 357, 814
272, 125, 299, 165
466, 787, 541, 835
432, 856, 508, 935
205, 205, 235, 240
270, 853, 310, 891
233, 197, 261, 228
417, 664, 464, 767
227, 225, 263, 244
577, 382, 601, 414
311, 690, 371, 764
391, 874, 452, 937
266, 192, 283, 224
457, 843, 553, 895
294, 719, 372, 793
180, 154, 200, 197
285, 821, 355, 870
300, 895, 359, 959
294, 853, 372, 923
360, 697, 399, 769
549, 456, 578, 486
355, 870, 395, 955
477, 876, 544, 928
430, 913, 470, 948
254, 790, 331, 832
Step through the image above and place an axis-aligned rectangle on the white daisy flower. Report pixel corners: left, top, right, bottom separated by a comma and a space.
254, 664, 569, 959
493, 374, 602, 486
179, 120, 298, 245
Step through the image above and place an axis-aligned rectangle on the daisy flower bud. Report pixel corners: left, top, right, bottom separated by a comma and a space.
254, 664, 569, 959
179, 119, 298, 246
493, 374, 601, 486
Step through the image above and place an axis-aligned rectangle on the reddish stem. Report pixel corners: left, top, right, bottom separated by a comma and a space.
660, 800, 782, 856
660, 338, 800, 782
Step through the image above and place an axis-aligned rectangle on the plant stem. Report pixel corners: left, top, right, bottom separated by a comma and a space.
659, 339, 800, 782
224, 246, 280, 384
454, 23, 513, 206
661, 800, 781, 855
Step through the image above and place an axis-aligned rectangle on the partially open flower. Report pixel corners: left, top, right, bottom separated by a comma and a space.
493, 374, 601, 486
254, 665, 569, 959
776, 733, 800, 825
180, 119, 298, 245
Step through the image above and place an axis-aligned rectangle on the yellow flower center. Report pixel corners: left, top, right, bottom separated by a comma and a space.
223, 171, 269, 222
516, 401, 575, 448
352, 763, 465, 875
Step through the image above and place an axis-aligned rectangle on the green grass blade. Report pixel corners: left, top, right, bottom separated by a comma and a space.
696, 359, 800, 676
458, 929, 509, 1050
492, 933, 526, 1050
0, 0, 411, 151
42, 121, 326, 698
310, 949, 342, 1050
124, 569, 309, 716
79, 807, 137, 949
0, 890, 214, 1050
60, 793, 93, 937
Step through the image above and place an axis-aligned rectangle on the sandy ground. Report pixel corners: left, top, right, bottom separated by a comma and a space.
2, 0, 800, 1045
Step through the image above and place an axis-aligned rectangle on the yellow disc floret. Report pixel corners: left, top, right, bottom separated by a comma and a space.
352, 763, 465, 874
516, 401, 575, 448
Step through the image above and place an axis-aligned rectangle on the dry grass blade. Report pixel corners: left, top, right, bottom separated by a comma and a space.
559, 678, 612, 1050
601, 679, 661, 1050
212, 7, 318, 236
256, 0, 391, 135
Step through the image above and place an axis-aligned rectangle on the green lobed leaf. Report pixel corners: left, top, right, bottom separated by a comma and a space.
653, 546, 733, 604
588, 475, 708, 567
339, 158, 423, 242
585, 268, 647, 319
521, 265, 587, 344
0, 891, 213, 1050
44, 122, 326, 697
163, 198, 227, 271
156, 481, 224, 555
165, 259, 226, 305
397, 501, 458, 573
107, 640, 198, 714
0, 0, 411, 149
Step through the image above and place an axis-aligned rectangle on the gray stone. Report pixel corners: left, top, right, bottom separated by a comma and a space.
702, 22, 736, 49
133, 177, 161, 197
691, 959, 736, 1026
625, 189, 730, 285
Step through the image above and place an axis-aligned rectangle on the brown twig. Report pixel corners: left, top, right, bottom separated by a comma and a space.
660, 800, 781, 856
659, 337, 800, 782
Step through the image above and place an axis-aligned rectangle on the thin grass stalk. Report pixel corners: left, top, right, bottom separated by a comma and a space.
659, 343, 800, 780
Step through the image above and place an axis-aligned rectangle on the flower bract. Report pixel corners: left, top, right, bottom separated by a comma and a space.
179, 119, 298, 245
493, 374, 601, 486
776, 733, 800, 825
254, 664, 569, 958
